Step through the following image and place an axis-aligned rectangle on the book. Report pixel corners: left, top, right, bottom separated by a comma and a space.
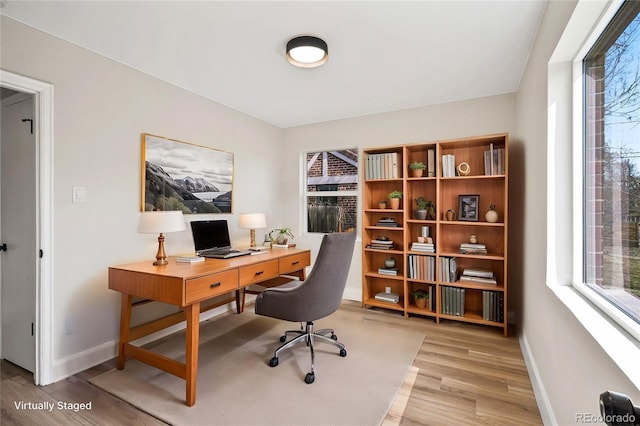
462, 268, 494, 278
460, 275, 497, 285
176, 256, 205, 263
272, 244, 289, 248
378, 267, 399, 276
375, 291, 400, 303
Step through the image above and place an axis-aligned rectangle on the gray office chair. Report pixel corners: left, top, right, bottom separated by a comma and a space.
254, 232, 356, 384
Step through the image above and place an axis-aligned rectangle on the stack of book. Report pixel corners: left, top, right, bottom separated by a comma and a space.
375, 291, 400, 304
482, 291, 504, 322
365, 152, 401, 180
441, 153, 456, 177
411, 242, 435, 252
377, 217, 400, 227
459, 243, 487, 255
484, 143, 506, 175
378, 267, 399, 276
176, 256, 205, 263
460, 268, 497, 285
439, 257, 457, 282
441, 286, 465, 316
367, 238, 394, 250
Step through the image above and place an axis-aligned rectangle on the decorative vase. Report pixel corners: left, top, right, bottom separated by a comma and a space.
378, 201, 387, 209
389, 198, 400, 210
415, 297, 427, 309
384, 257, 396, 268
485, 204, 499, 223
446, 209, 456, 221
415, 209, 427, 220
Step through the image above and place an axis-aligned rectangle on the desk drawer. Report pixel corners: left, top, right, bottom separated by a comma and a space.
185, 270, 238, 304
239, 260, 278, 286
279, 252, 311, 275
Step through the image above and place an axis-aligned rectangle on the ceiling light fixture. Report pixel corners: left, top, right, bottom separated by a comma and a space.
286, 35, 328, 68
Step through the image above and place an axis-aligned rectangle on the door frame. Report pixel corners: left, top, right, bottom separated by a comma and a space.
0, 70, 54, 385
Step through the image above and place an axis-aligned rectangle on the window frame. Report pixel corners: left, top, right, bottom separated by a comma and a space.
547, 0, 640, 390
574, 0, 640, 342
302, 149, 359, 235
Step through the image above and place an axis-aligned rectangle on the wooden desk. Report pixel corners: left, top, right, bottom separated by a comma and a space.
108, 248, 310, 406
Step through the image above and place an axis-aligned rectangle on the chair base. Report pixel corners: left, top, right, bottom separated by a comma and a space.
268, 321, 347, 384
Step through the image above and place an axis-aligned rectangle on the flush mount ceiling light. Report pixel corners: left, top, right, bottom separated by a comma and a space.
286, 36, 328, 68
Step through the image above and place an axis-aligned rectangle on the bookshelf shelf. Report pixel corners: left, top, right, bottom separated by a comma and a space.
362, 133, 509, 336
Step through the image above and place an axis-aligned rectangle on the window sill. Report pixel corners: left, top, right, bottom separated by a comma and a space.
548, 283, 640, 389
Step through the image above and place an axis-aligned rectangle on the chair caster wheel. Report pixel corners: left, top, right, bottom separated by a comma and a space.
305, 372, 315, 384
279, 335, 286, 343
269, 357, 279, 367
331, 334, 338, 341
339, 348, 347, 357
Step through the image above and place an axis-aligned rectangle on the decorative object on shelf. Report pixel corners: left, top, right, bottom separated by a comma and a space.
269, 227, 294, 245
138, 211, 186, 266
409, 161, 426, 177
388, 190, 403, 210
411, 289, 429, 309
239, 213, 267, 247
457, 161, 471, 176
458, 194, 479, 221
485, 204, 499, 223
469, 234, 478, 244
378, 201, 387, 209
414, 197, 428, 220
384, 257, 396, 268
446, 208, 456, 221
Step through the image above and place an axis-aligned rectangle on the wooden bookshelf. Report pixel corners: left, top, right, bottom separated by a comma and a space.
362, 133, 509, 336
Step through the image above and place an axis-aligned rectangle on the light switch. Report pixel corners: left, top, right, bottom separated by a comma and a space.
72, 186, 87, 203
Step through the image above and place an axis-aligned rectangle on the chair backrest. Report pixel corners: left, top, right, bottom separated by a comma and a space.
255, 232, 356, 322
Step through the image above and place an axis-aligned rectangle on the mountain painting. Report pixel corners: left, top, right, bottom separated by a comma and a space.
142, 134, 233, 213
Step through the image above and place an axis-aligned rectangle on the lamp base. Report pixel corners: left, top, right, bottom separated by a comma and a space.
153, 233, 168, 266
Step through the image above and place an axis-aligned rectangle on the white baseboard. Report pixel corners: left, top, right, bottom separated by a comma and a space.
519, 332, 556, 425
52, 303, 235, 383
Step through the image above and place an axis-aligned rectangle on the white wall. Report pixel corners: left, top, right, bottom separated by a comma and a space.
1, 17, 284, 379
515, 1, 640, 424
282, 95, 516, 302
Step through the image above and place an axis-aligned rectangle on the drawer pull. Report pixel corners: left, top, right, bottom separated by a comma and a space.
210, 282, 221, 289
292, 261, 300, 265
254, 271, 264, 276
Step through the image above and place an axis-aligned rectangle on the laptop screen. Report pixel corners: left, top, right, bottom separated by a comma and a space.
190, 220, 231, 252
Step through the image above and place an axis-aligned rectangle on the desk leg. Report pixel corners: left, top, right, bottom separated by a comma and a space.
235, 290, 245, 314
185, 302, 200, 407
117, 294, 133, 370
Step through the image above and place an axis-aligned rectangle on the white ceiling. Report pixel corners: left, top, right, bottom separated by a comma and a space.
1, 1, 546, 128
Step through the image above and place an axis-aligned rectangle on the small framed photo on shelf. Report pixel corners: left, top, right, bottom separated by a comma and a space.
458, 194, 479, 221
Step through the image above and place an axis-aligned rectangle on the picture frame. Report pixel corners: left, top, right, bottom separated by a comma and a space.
458, 194, 479, 221
141, 133, 234, 213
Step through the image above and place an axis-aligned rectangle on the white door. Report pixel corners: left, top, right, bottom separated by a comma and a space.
1, 93, 37, 373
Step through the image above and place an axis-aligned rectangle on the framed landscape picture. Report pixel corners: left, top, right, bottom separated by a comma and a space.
141, 133, 234, 213
458, 194, 479, 221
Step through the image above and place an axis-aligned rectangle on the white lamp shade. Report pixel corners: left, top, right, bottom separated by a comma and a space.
239, 213, 267, 229
138, 211, 186, 234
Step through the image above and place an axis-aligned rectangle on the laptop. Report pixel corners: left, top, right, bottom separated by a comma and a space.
190, 220, 251, 259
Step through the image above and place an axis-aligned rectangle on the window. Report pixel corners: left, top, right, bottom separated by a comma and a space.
583, 1, 640, 329
304, 150, 358, 233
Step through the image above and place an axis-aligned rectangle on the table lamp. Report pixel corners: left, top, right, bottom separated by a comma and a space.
239, 213, 267, 247
138, 211, 186, 265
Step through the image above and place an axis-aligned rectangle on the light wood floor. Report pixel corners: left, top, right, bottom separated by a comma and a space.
1, 301, 541, 425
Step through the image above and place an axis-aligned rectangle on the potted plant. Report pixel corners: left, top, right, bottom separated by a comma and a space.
409, 161, 426, 177
269, 227, 294, 245
414, 196, 429, 220
388, 190, 402, 210
411, 288, 429, 309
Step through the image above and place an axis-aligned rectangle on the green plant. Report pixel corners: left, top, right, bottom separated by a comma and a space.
415, 196, 429, 210
388, 190, 403, 199
409, 161, 426, 170
411, 289, 429, 299
269, 227, 294, 244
